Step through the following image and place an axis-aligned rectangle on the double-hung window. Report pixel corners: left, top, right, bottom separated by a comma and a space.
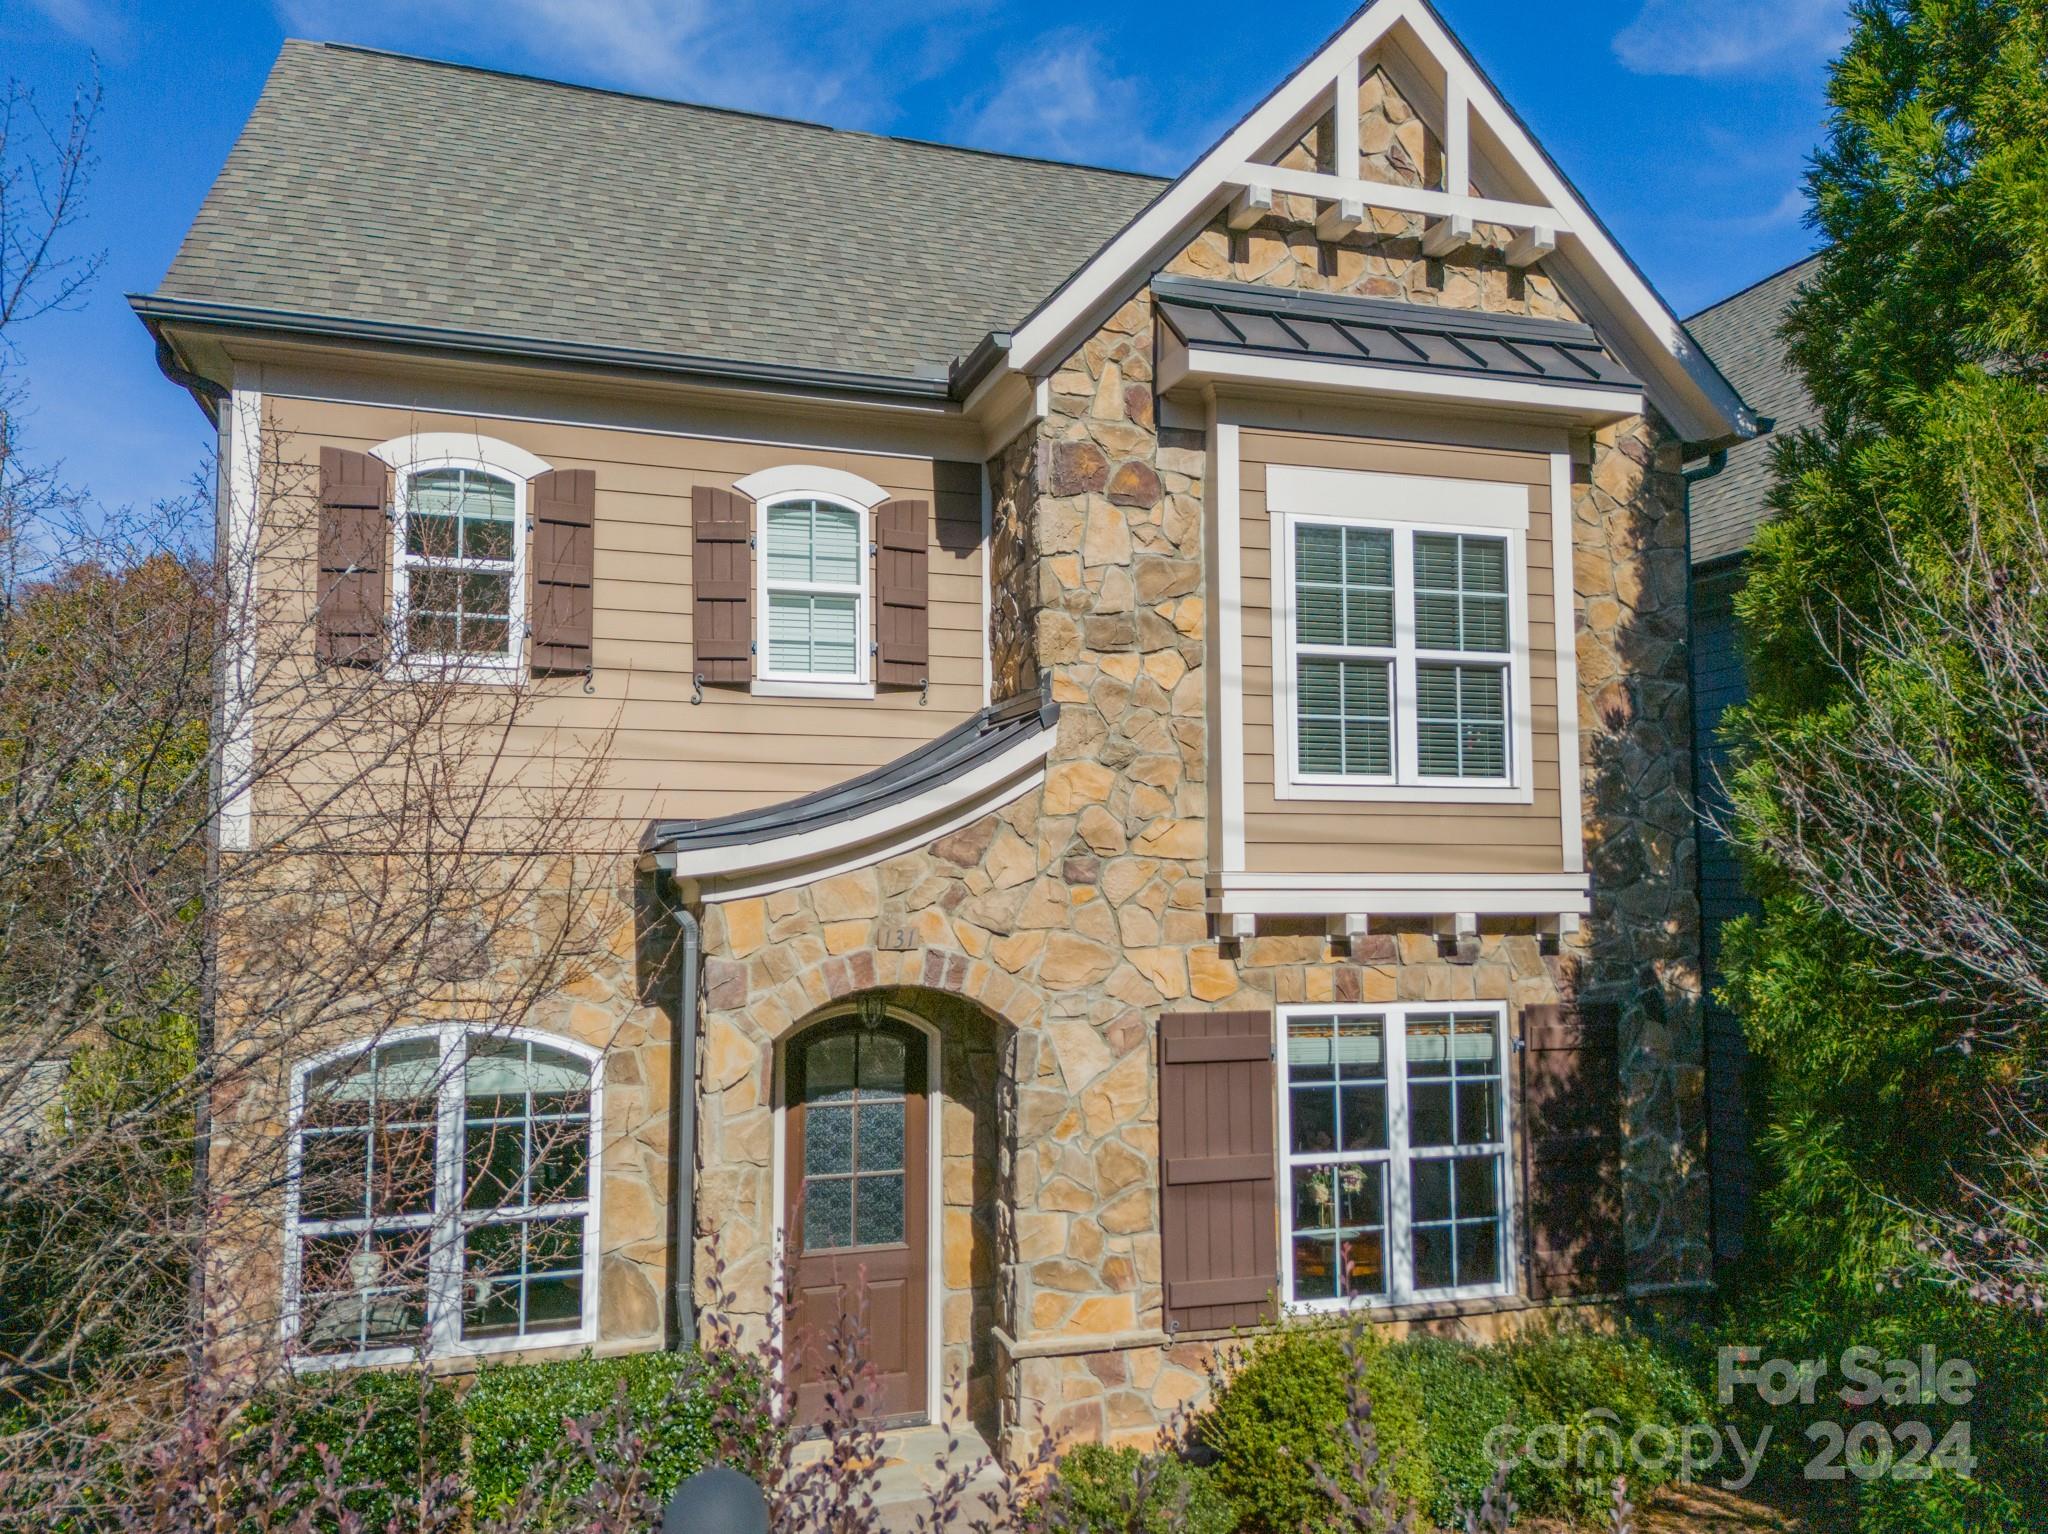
1280, 1003, 1511, 1309
1412, 532, 1510, 778
1272, 468, 1531, 799
286, 1028, 599, 1364
759, 495, 867, 691
394, 465, 523, 671
1294, 523, 1397, 779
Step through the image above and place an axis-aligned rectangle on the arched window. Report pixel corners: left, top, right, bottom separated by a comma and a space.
758, 494, 868, 688
394, 465, 524, 668
371, 433, 553, 676
286, 1028, 599, 1363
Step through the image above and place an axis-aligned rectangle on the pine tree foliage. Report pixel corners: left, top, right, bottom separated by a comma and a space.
1720, 3, 2048, 1526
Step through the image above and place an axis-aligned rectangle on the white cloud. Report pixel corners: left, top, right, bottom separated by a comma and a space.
1716, 184, 1809, 234
950, 28, 1180, 174
1613, 0, 1849, 78
271, 0, 978, 125
266, 3, 1193, 172
25, 0, 128, 48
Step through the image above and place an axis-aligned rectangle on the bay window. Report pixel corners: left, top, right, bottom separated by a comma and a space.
286, 1028, 599, 1364
1280, 1004, 1511, 1309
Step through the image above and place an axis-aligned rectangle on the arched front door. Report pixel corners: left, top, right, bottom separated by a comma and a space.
783, 1018, 929, 1425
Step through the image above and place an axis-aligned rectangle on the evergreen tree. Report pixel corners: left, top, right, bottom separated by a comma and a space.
1722, 3, 2048, 1526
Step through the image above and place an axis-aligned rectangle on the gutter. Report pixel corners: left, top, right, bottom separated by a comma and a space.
148, 325, 229, 425
661, 879, 702, 1351
1682, 448, 1730, 487
129, 294, 962, 410
949, 330, 1013, 401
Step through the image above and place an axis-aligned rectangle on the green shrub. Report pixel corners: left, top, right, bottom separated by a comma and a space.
461, 1349, 773, 1514
1373, 1336, 1519, 1526
1499, 1329, 1711, 1518
251, 1348, 772, 1524
274, 1368, 464, 1529
1035, 1443, 1237, 1534
1195, 1327, 1430, 1532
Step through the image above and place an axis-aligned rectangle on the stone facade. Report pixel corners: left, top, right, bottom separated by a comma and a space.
204, 865, 676, 1371
679, 55, 1708, 1446
220, 52, 1705, 1462
1166, 66, 1584, 320
987, 427, 1041, 706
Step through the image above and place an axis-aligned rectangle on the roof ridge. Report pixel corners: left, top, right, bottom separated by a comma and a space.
305, 39, 1171, 185
1685, 249, 1825, 324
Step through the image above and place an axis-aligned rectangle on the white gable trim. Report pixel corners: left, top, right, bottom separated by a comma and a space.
1004, 0, 1755, 447
1008, 2, 1409, 375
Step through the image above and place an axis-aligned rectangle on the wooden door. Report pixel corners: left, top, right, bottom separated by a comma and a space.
784, 1019, 929, 1425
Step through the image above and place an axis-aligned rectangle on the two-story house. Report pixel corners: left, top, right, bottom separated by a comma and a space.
137, 0, 1760, 1460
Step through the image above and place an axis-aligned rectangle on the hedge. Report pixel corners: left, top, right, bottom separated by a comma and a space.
1194, 1326, 1433, 1532
1191, 1323, 1711, 1530
263, 1347, 773, 1526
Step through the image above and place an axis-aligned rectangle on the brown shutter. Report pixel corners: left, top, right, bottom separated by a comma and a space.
692, 486, 753, 687
530, 468, 595, 676
316, 446, 389, 667
873, 498, 929, 689
1159, 1011, 1278, 1333
1518, 1000, 1625, 1300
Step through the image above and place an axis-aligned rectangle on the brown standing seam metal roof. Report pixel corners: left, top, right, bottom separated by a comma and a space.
149, 41, 1166, 389
1155, 276, 1644, 394
1686, 255, 1822, 566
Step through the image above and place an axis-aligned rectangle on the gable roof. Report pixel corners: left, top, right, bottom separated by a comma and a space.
145, 40, 1162, 390
1687, 254, 1822, 565
1005, 0, 1759, 448
146, 15, 1760, 448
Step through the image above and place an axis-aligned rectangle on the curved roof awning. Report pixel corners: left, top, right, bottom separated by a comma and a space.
641, 689, 1061, 902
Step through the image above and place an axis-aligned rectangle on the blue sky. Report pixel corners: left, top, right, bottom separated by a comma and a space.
6, 0, 1841, 515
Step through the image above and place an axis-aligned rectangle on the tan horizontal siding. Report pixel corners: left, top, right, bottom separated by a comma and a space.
1239, 423, 1568, 879
259, 396, 987, 838
1250, 841, 1571, 875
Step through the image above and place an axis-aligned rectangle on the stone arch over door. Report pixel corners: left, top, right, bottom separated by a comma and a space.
780, 1008, 935, 1426
695, 966, 1018, 1439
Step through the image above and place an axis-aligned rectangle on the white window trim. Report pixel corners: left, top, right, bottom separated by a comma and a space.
1275, 1001, 1516, 1315
388, 458, 531, 683
754, 491, 875, 699
1270, 467, 1534, 805
370, 432, 553, 483
281, 1025, 604, 1371
733, 464, 889, 510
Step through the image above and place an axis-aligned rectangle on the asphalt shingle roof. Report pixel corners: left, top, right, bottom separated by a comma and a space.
1686, 255, 1822, 565
153, 41, 1167, 385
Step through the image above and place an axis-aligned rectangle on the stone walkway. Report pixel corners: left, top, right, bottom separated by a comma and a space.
790, 1424, 1005, 1533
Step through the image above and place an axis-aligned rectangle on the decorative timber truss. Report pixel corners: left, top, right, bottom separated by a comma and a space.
1000, 0, 1760, 451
